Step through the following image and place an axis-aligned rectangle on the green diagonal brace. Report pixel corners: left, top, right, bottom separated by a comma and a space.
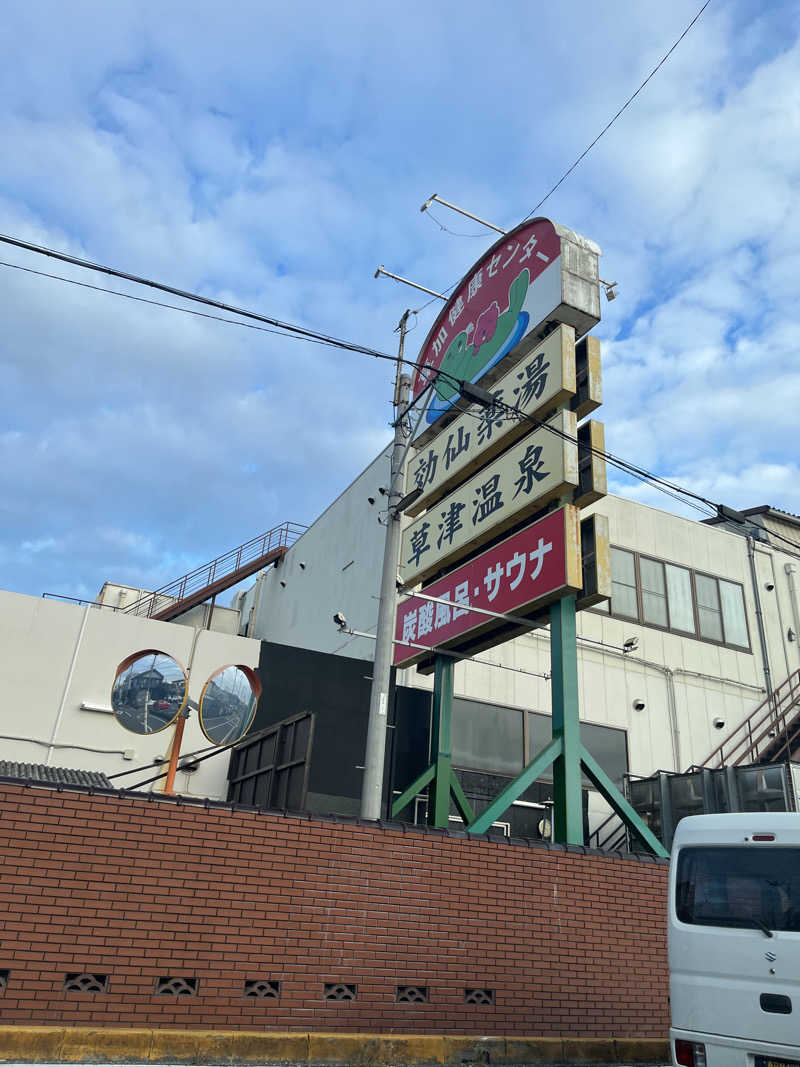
391, 763, 435, 819
467, 737, 563, 835
450, 769, 474, 825
580, 745, 669, 858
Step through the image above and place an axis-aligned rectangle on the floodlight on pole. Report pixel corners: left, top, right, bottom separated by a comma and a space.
420, 193, 506, 235
599, 278, 618, 301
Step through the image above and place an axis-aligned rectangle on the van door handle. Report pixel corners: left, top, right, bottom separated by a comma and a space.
760, 993, 792, 1014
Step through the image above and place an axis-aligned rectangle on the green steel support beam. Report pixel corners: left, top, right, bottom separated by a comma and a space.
580, 745, 669, 858
449, 768, 475, 825
550, 595, 584, 844
467, 737, 562, 835
390, 764, 435, 819
429, 655, 454, 828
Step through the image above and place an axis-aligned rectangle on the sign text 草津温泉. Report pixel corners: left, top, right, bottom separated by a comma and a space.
399, 408, 578, 587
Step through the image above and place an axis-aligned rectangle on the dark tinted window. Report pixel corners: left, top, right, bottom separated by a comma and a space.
528, 712, 628, 787
676, 846, 800, 932
452, 698, 524, 775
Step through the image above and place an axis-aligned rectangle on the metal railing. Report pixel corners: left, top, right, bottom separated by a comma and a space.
122, 520, 307, 619
587, 809, 626, 851
698, 668, 800, 768
42, 592, 123, 610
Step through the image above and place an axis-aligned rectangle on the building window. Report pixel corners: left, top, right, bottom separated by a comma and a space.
450, 698, 628, 791
640, 557, 668, 628
610, 547, 638, 619
600, 548, 750, 651
452, 697, 524, 776
719, 579, 749, 647
665, 564, 695, 634
695, 573, 723, 642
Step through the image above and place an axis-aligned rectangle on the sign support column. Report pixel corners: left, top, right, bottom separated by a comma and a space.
428, 654, 454, 828
549, 593, 584, 844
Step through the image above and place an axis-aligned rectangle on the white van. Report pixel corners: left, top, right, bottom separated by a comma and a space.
668, 812, 800, 1066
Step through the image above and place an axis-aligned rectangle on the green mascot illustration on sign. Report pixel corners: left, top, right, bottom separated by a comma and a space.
426, 267, 530, 424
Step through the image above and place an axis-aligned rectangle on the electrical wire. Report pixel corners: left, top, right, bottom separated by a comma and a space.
105, 740, 220, 779
423, 208, 489, 239
0, 259, 397, 355
430, 367, 720, 520
521, 0, 714, 221
5, 230, 797, 549
124, 732, 252, 790
0, 235, 395, 362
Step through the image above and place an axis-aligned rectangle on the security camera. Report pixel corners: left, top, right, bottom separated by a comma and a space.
333, 611, 348, 630
713, 716, 726, 730
765, 582, 775, 591
632, 699, 646, 712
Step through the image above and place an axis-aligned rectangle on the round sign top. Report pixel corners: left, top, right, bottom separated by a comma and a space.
111, 649, 188, 735
198, 664, 260, 746
412, 218, 561, 420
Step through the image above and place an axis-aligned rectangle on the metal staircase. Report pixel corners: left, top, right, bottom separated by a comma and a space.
122, 521, 307, 622
696, 668, 800, 769
587, 810, 628, 851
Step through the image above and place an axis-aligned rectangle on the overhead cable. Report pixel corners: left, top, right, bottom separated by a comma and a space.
0, 234, 395, 362
5, 231, 798, 550
522, 0, 714, 220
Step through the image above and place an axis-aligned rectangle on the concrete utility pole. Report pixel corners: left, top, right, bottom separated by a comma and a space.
360, 310, 412, 820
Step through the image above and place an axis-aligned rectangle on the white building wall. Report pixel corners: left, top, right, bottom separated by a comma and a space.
0, 590, 260, 800
96, 582, 242, 635
243, 468, 800, 807
238, 444, 392, 661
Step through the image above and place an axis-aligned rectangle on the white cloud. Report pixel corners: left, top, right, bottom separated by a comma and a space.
1, 0, 799, 599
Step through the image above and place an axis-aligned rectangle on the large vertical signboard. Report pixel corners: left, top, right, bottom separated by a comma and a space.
394, 216, 609, 663
413, 217, 601, 444
389, 218, 666, 857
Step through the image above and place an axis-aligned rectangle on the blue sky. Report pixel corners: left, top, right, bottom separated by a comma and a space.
1, 0, 799, 600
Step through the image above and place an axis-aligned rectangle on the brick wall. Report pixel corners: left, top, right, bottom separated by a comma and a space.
0, 781, 669, 1036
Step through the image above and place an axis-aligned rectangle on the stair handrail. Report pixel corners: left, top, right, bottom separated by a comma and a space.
122, 520, 307, 618
697, 668, 800, 768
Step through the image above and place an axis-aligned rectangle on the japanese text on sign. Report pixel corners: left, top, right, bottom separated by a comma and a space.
400, 408, 579, 586
404, 326, 575, 518
394, 506, 582, 669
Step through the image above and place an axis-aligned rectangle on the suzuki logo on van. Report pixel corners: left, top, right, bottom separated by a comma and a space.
765, 951, 777, 962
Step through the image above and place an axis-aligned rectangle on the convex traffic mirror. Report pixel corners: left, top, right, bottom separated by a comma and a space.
198, 665, 261, 745
111, 650, 188, 735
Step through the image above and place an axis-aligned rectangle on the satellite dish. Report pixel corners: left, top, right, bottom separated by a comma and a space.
198, 664, 261, 746
538, 817, 552, 840
111, 650, 188, 735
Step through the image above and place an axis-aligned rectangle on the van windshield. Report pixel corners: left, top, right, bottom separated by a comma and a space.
676, 846, 800, 932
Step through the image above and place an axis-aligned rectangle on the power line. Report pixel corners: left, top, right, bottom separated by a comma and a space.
0, 259, 401, 356
522, 0, 713, 220
0, 234, 395, 363
435, 370, 720, 519
6, 230, 797, 550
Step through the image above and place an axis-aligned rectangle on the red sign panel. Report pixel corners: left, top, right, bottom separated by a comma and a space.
412, 218, 561, 411
393, 507, 579, 669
